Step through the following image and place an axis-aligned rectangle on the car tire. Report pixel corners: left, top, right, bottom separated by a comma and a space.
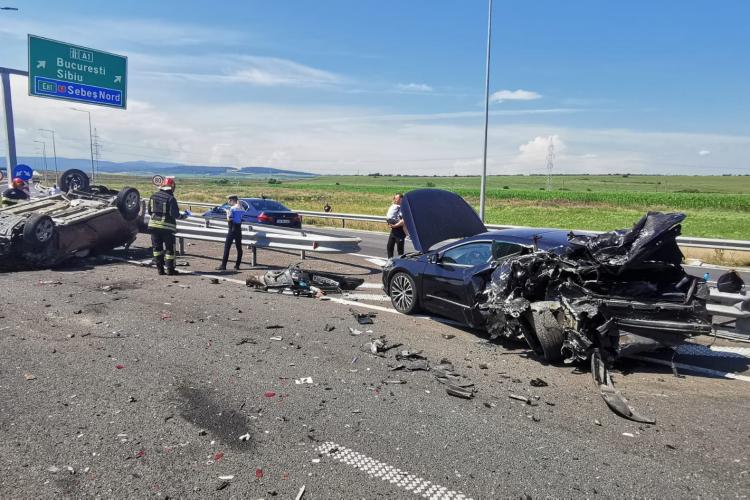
23, 214, 57, 250
389, 271, 419, 314
58, 169, 90, 192
116, 187, 141, 220
530, 308, 564, 362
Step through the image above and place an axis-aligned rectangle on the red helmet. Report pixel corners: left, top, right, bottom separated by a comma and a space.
12, 177, 25, 188
160, 177, 176, 191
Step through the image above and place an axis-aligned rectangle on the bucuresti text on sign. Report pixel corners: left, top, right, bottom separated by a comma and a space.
28, 35, 127, 109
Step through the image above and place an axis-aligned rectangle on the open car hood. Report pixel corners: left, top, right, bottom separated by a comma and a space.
401, 189, 487, 253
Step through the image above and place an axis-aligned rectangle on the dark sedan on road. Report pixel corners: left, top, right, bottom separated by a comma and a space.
202, 197, 302, 229
382, 189, 711, 366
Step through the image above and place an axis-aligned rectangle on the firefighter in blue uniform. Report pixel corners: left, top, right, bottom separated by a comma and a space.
147, 177, 186, 275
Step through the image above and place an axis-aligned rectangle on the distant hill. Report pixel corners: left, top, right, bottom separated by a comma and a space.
4, 157, 317, 178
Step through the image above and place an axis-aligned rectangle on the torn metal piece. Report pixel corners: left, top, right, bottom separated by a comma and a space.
446, 385, 474, 399
592, 351, 655, 424
350, 308, 376, 325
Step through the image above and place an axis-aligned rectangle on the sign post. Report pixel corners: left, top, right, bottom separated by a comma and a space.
28, 35, 128, 109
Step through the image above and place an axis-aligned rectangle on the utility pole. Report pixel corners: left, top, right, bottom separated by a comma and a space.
546, 136, 555, 191
70, 107, 95, 182
93, 127, 102, 178
33, 139, 48, 183
39, 128, 58, 178
479, 0, 493, 222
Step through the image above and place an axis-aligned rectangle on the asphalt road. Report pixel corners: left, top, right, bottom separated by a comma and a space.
1, 236, 749, 498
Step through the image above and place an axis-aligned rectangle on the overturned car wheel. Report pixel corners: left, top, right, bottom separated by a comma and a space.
23, 214, 57, 250
116, 187, 141, 221
390, 272, 419, 314
59, 168, 90, 192
529, 307, 565, 362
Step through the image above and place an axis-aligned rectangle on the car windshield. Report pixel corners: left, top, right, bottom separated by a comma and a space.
441, 242, 493, 266
249, 200, 288, 211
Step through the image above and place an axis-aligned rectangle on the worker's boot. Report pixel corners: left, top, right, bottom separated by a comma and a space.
154, 254, 165, 275
166, 255, 177, 276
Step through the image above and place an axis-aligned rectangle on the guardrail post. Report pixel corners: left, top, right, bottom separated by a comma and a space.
300, 250, 306, 260
251, 246, 257, 267
178, 237, 185, 256
204, 219, 209, 228
342, 218, 345, 228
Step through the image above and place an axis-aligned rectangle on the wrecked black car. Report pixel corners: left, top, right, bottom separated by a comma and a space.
0, 178, 141, 269
383, 189, 711, 368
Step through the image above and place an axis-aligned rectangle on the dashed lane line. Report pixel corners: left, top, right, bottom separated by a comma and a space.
316, 441, 472, 500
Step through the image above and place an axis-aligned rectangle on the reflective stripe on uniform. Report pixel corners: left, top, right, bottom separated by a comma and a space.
148, 219, 177, 231
165, 254, 175, 260
153, 250, 164, 257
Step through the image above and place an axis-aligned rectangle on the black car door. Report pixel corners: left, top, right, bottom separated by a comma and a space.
420, 241, 494, 322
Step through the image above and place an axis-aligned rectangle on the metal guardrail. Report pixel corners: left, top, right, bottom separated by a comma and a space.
143, 213, 361, 266
179, 200, 750, 252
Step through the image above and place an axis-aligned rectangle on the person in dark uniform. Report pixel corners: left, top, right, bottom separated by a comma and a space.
147, 177, 184, 275
1, 178, 30, 206
216, 195, 244, 271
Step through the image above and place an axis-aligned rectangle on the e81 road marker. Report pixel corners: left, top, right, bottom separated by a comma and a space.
28, 34, 127, 109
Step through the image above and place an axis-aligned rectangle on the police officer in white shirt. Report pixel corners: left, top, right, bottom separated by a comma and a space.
386, 193, 406, 258
216, 195, 245, 271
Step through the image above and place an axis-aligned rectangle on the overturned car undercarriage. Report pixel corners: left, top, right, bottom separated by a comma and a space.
476, 213, 712, 422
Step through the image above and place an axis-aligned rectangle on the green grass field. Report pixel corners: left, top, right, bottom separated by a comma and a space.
105, 174, 749, 241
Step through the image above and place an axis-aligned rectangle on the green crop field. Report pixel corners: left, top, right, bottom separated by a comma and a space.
102, 174, 749, 242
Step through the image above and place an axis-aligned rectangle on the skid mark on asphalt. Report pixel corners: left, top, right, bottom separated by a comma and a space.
317, 442, 472, 500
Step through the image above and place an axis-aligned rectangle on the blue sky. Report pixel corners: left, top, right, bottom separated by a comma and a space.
1, 0, 749, 174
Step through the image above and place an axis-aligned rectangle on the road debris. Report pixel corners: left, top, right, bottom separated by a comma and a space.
349, 327, 362, 336
218, 475, 234, 481
236, 337, 257, 345
350, 308, 376, 325
324, 323, 336, 332
295, 377, 313, 385
264, 391, 276, 398
239, 433, 251, 441
216, 481, 230, 491
446, 385, 474, 399
269, 336, 283, 341
530, 377, 548, 387
509, 394, 530, 404
23, 372, 36, 381
265, 324, 284, 329
260, 264, 364, 296
442, 334, 455, 340
295, 485, 306, 500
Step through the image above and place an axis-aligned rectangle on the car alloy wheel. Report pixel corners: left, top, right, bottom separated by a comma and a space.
390, 272, 417, 314
35, 218, 55, 243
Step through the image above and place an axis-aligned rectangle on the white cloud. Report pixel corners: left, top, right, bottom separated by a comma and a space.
142, 55, 343, 88
517, 135, 566, 164
489, 89, 542, 104
396, 83, 434, 92
698, 149, 711, 156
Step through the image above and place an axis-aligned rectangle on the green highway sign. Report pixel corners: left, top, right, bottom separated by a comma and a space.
28, 35, 127, 109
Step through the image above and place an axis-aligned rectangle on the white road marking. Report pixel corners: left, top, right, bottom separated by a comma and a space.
343, 293, 391, 302
107, 255, 749, 378
359, 283, 385, 289
627, 355, 750, 383
365, 257, 388, 267
317, 441, 472, 500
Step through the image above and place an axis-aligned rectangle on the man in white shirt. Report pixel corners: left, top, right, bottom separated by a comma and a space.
386, 193, 406, 258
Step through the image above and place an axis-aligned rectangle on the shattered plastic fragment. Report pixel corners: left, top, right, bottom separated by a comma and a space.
255, 468, 264, 479
295, 377, 313, 385
530, 378, 548, 387
115, 364, 125, 370
446, 385, 474, 399
264, 391, 276, 398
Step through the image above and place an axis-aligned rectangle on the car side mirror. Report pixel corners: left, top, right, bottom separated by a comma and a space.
428, 253, 441, 264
